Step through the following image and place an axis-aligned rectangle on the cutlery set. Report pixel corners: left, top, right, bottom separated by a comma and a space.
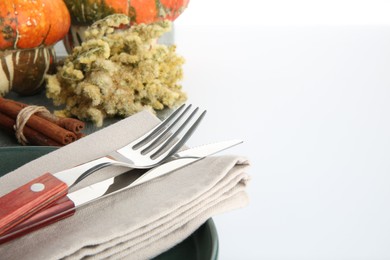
0, 104, 243, 243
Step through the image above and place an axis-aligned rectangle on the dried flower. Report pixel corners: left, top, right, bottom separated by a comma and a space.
46, 14, 186, 126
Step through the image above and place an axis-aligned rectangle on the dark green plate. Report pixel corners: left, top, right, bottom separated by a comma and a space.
0, 146, 218, 260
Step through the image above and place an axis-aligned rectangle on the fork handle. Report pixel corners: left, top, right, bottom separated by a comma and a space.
0, 173, 68, 236
0, 196, 75, 244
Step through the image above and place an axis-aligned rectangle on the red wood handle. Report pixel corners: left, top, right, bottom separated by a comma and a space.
0, 173, 68, 236
0, 196, 75, 244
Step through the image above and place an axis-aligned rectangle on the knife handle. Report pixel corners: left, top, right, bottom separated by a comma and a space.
0, 173, 68, 236
0, 196, 75, 244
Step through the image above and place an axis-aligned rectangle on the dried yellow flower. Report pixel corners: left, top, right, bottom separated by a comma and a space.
46, 14, 187, 126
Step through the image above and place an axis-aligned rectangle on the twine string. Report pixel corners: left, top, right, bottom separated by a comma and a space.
14, 105, 51, 145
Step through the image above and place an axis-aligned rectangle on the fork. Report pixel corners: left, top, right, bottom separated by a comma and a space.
63, 104, 207, 185
0, 104, 206, 235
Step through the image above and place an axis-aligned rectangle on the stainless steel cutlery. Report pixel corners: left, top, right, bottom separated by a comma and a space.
0, 104, 243, 244
0, 139, 242, 243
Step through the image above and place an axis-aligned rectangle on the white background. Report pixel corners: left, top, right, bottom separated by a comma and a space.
171, 1, 390, 259
178, 0, 390, 26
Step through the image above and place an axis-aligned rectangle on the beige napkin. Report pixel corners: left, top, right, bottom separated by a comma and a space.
0, 110, 250, 260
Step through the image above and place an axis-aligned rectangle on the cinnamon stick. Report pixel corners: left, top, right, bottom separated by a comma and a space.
42, 115, 85, 134
0, 112, 61, 146
8, 100, 85, 133
75, 132, 86, 139
0, 99, 77, 145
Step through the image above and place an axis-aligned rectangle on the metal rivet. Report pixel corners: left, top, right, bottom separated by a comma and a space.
30, 183, 45, 192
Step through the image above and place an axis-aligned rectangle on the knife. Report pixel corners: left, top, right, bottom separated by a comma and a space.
0, 139, 242, 244
0, 103, 207, 237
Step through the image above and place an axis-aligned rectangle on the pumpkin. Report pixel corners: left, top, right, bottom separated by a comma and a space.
0, 46, 56, 96
0, 0, 71, 49
0, 0, 71, 96
63, 0, 190, 25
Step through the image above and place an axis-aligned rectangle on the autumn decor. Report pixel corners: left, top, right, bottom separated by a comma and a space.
64, 0, 189, 25
0, 0, 71, 96
46, 14, 187, 127
0, 97, 85, 146
62, 0, 189, 52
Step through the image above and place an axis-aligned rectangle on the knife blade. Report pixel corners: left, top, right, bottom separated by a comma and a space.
0, 104, 205, 236
0, 139, 242, 244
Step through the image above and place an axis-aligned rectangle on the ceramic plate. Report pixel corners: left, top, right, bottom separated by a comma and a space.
0, 146, 218, 260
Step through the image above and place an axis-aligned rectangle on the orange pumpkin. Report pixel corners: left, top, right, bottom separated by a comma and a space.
0, 0, 70, 95
0, 0, 71, 50
63, 0, 189, 25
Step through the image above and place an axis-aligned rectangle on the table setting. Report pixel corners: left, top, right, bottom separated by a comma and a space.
0, 0, 251, 259
0, 109, 250, 259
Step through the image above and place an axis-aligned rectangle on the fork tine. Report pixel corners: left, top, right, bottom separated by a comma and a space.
149, 108, 207, 159
132, 103, 189, 149
140, 106, 197, 153
112, 103, 205, 168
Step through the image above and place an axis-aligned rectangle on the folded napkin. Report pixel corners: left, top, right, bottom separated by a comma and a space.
0, 110, 250, 260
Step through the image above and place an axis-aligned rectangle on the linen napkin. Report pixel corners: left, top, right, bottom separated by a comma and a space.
0, 110, 250, 260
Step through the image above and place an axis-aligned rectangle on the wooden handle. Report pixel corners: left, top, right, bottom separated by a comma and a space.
0, 196, 75, 244
0, 173, 68, 236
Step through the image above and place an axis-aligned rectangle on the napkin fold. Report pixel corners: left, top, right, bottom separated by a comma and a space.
0, 110, 250, 260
